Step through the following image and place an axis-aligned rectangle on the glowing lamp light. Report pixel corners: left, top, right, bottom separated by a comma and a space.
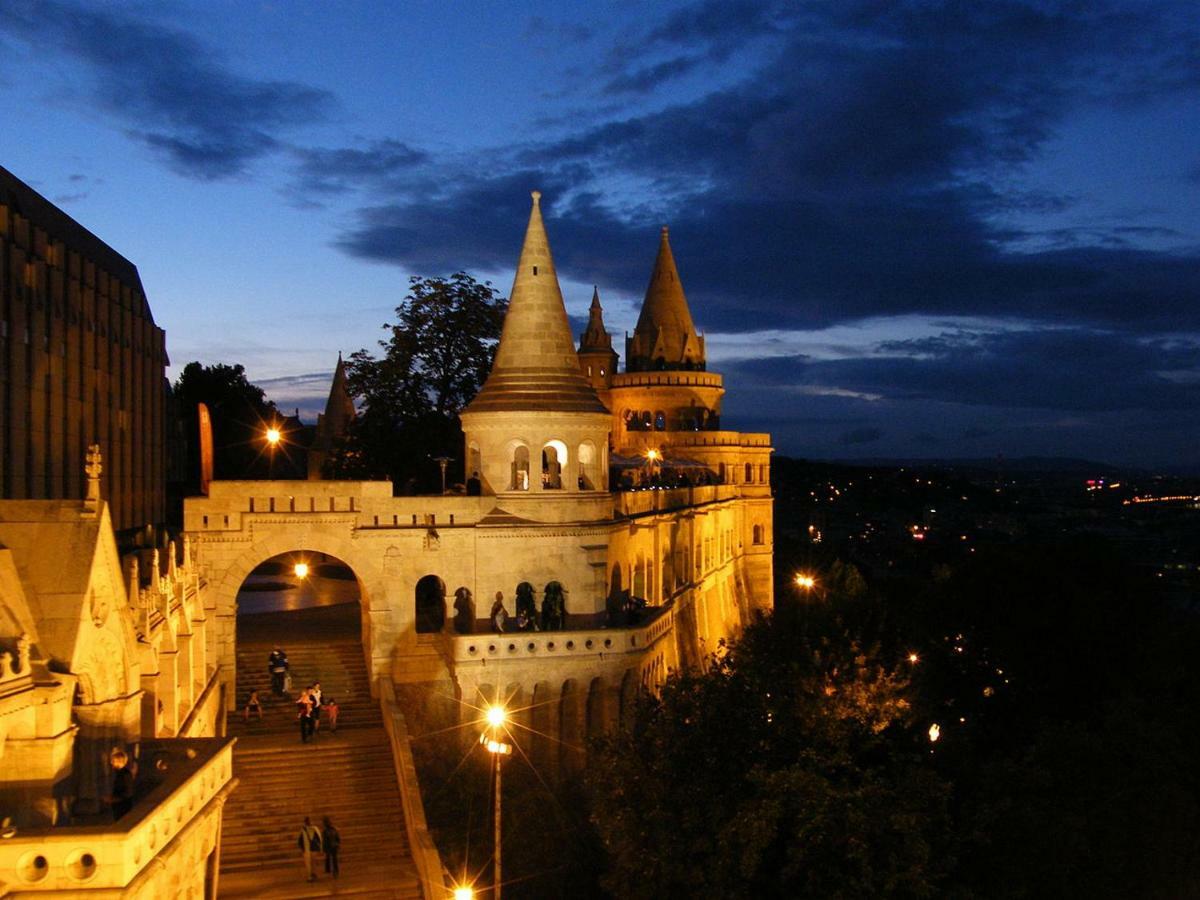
928, 723, 941, 743
265, 427, 282, 447
293, 562, 309, 579
645, 448, 661, 462
794, 574, 816, 590
453, 887, 475, 900
907, 652, 919, 664
486, 705, 507, 728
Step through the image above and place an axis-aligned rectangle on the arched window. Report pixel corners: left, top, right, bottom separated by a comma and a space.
654, 411, 666, 431
415, 575, 446, 633
623, 409, 637, 431
745, 462, 753, 483
510, 444, 529, 491
641, 411, 653, 431
542, 440, 567, 490
578, 441, 597, 490
752, 524, 764, 545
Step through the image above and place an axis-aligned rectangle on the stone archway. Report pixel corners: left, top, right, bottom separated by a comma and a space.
204, 531, 391, 710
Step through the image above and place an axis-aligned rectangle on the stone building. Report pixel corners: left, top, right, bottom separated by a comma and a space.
0, 166, 167, 535
0, 450, 231, 898
184, 192, 774, 766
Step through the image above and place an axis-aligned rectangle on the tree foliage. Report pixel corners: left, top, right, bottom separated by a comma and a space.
587, 574, 952, 899
172, 361, 282, 483
329, 273, 506, 489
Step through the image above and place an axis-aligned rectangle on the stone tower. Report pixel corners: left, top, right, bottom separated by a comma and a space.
460, 192, 612, 505
307, 353, 357, 479
578, 286, 618, 395
610, 226, 724, 448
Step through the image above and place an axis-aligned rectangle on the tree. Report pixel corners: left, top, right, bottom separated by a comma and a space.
588, 576, 952, 898
172, 361, 286, 484
329, 273, 506, 489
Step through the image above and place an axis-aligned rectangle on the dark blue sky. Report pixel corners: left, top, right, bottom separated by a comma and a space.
2, 1, 1198, 468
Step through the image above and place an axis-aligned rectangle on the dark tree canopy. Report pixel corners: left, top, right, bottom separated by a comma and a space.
328, 273, 506, 489
171, 361, 290, 484
587, 576, 952, 899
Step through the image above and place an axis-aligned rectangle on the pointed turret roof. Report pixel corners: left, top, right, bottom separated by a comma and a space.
628, 226, 704, 371
465, 192, 608, 414
321, 353, 356, 436
579, 286, 613, 352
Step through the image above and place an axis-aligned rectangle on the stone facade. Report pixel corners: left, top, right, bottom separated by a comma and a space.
0, 454, 231, 898
0, 166, 167, 534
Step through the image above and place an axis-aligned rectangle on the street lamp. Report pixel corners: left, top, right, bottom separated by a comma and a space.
453, 887, 475, 900
432, 455, 454, 495
794, 573, 816, 591
293, 562, 309, 579
479, 704, 512, 899
265, 425, 282, 478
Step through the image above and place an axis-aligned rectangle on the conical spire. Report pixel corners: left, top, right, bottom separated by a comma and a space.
579, 286, 612, 351
628, 226, 704, 371
465, 192, 608, 414
322, 353, 356, 435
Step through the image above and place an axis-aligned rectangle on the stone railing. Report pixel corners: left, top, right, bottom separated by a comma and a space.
616, 483, 738, 517
379, 680, 446, 900
448, 604, 676, 666
0, 737, 236, 893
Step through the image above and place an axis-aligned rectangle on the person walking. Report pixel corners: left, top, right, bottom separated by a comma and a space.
310, 682, 323, 734
325, 696, 340, 733
298, 816, 322, 881
297, 689, 314, 743
322, 816, 341, 879
268, 646, 290, 695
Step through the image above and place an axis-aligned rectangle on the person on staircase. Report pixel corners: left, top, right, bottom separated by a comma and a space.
243, 689, 263, 722
298, 816, 322, 882
322, 816, 341, 879
310, 682, 323, 734
325, 696, 340, 733
269, 646, 290, 695
297, 689, 315, 743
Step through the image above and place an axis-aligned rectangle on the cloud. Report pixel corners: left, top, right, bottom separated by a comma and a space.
290, 140, 429, 196
839, 426, 884, 445
329, 1, 1200, 337
733, 327, 1200, 413
0, 0, 334, 178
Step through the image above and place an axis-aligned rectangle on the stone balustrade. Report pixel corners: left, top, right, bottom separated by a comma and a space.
0, 737, 236, 893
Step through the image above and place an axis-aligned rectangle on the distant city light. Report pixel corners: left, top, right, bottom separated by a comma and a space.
928, 723, 941, 742
907, 652, 919, 663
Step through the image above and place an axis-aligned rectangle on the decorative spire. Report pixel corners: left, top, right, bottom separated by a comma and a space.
83, 443, 102, 516
322, 352, 356, 435
465, 192, 608, 414
579, 286, 613, 351
627, 226, 705, 372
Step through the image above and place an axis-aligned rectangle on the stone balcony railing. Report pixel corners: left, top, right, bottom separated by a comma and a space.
448, 604, 676, 666
0, 737, 236, 893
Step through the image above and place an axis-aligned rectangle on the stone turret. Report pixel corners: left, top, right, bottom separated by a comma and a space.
461, 192, 611, 501
625, 226, 705, 372
578, 286, 618, 394
308, 353, 357, 479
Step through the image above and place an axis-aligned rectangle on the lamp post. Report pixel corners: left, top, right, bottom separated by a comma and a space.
432, 456, 454, 495
480, 704, 512, 899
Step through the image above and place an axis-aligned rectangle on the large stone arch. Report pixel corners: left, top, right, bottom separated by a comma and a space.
200, 528, 391, 710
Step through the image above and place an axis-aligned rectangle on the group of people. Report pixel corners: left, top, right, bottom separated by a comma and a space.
297, 815, 340, 881
489, 581, 569, 633
241, 646, 341, 740
296, 682, 339, 742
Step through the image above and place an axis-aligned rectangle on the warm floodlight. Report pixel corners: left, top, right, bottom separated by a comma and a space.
265, 427, 282, 446
293, 562, 309, 579
486, 705, 507, 728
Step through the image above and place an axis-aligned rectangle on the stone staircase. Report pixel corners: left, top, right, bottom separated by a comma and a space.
219, 608, 423, 899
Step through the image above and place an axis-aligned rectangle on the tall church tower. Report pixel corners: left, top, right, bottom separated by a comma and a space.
460, 192, 612, 510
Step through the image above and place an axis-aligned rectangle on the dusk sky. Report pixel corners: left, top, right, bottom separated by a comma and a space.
2, 0, 1198, 468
